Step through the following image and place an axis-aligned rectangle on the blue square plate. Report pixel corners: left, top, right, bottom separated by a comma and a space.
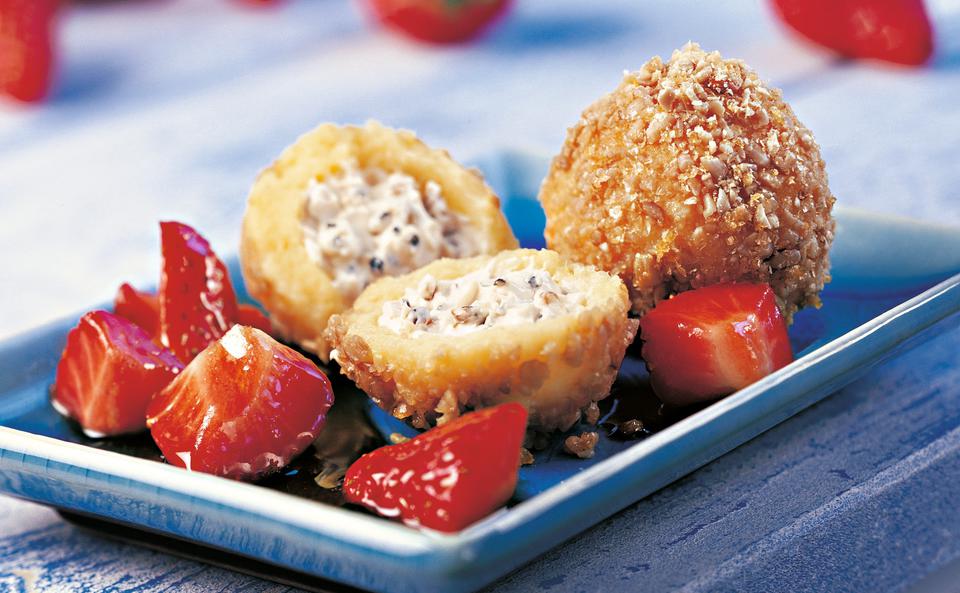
1, 152, 959, 593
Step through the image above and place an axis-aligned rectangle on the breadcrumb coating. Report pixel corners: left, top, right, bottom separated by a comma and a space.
539, 43, 836, 320
563, 432, 599, 459
325, 249, 638, 432
240, 121, 517, 360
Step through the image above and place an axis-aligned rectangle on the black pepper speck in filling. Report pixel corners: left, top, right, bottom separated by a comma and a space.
379, 265, 588, 337
300, 162, 477, 302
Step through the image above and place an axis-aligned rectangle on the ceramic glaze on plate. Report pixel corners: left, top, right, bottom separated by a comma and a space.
0, 152, 959, 593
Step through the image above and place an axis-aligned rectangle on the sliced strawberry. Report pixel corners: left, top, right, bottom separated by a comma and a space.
344, 403, 527, 532
53, 310, 184, 438
237, 304, 273, 335
771, 0, 934, 66
0, 0, 58, 102
158, 221, 239, 362
639, 284, 794, 407
146, 325, 334, 481
114, 283, 160, 338
116, 283, 271, 339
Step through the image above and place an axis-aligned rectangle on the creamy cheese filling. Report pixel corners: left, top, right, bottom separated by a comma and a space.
301, 162, 474, 301
378, 265, 587, 337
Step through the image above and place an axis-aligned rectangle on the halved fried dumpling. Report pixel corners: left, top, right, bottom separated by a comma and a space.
326, 249, 638, 431
241, 121, 518, 360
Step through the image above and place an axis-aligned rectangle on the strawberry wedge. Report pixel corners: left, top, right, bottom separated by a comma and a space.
116, 282, 271, 340
158, 221, 239, 362
146, 325, 334, 481
344, 403, 528, 532
236, 304, 273, 335
639, 283, 794, 406
114, 282, 161, 338
53, 311, 184, 437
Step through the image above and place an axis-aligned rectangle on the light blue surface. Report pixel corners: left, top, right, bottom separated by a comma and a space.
0, 151, 959, 593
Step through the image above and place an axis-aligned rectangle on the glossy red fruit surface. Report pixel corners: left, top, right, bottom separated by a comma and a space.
158, 221, 239, 362
639, 284, 794, 407
116, 285, 271, 339
114, 283, 160, 338
771, 0, 934, 65
344, 402, 527, 532
0, 0, 58, 102
146, 325, 334, 481
53, 310, 184, 438
237, 304, 273, 335
364, 0, 512, 44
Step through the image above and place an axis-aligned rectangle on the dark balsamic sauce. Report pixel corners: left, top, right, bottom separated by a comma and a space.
597, 348, 711, 441
60, 343, 707, 507
60, 353, 387, 508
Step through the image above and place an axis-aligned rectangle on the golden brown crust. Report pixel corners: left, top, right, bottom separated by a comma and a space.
240, 121, 518, 360
325, 249, 638, 432
539, 43, 836, 321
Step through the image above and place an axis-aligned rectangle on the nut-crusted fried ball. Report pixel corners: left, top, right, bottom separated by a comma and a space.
539, 43, 836, 321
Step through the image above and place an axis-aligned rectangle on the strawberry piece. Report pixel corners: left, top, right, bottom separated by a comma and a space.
639, 284, 794, 407
0, 0, 57, 102
146, 325, 334, 481
771, 0, 934, 66
237, 304, 273, 335
116, 283, 271, 339
114, 283, 160, 338
344, 403, 527, 532
53, 311, 184, 438
158, 221, 239, 362
364, 0, 512, 44
233, 0, 282, 6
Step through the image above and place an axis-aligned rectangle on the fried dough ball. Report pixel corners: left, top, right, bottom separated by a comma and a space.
325, 249, 638, 432
539, 43, 836, 321
241, 121, 518, 360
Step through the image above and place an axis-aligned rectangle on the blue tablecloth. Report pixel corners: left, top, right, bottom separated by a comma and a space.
1, 0, 959, 591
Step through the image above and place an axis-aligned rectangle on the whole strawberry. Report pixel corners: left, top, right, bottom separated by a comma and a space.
0, 0, 58, 102
771, 0, 934, 66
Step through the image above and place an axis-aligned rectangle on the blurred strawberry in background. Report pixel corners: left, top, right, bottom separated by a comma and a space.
771, 0, 934, 65
232, 0, 283, 7
0, 0, 59, 102
0, 0, 936, 106
362, 0, 513, 44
